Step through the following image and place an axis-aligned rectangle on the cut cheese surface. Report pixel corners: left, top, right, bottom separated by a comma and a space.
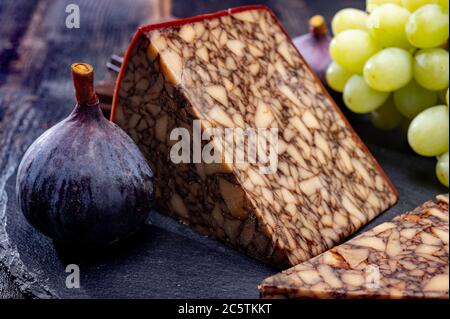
112, 6, 398, 268
260, 195, 449, 298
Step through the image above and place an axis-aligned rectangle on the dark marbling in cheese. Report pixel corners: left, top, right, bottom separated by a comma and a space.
112, 6, 398, 268
260, 195, 449, 298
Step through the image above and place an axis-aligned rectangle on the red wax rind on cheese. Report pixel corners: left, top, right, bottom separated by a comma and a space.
111, 5, 399, 268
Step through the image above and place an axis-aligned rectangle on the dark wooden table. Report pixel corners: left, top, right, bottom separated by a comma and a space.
0, 0, 446, 299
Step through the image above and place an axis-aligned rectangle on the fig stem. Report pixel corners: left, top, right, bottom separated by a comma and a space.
71, 63, 99, 105
309, 15, 328, 38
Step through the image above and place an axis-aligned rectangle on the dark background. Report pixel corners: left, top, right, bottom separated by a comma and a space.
0, 0, 446, 299
171, 0, 365, 34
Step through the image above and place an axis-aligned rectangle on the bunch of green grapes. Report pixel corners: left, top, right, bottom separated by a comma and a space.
327, 1, 449, 187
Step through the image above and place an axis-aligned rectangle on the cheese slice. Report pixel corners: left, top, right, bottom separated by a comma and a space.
260, 195, 449, 298
112, 5, 398, 268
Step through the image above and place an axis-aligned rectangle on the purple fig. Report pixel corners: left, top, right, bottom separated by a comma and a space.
16, 63, 154, 245
293, 15, 332, 83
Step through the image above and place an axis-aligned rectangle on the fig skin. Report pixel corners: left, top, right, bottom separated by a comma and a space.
293, 15, 332, 83
16, 102, 154, 245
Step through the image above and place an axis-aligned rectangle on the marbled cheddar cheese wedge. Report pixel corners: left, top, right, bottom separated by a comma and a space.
260, 195, 449, 298
111, 5, 398, 268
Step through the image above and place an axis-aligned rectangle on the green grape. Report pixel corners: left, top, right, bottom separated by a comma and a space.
326, 62, 353, 92
447, 88, 449, 106
406, 4, 449, 48
330, 30, 381, 73
439, 88, 449, 105
343, 75, 390, 113
435, 0, 449, 11
439, 89, 448, 103
401, 0, 435, 11
332, 9, 369, 34
367, 0, 402, 12
370, 97, 404, 130
414, 48, 449, 91
408, 105, 449, 156
367, 4, 412, 49
436, 152, 449, 187
394, 80, 439, 118
364, 48, 413, 92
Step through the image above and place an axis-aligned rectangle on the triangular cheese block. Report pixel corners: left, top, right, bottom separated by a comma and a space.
260, 195, 449, 298
112, 5, 398, 268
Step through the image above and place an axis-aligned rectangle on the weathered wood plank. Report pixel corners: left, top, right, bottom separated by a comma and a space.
0, 0, 446, 299
0, 91, 57, 299
0, 0, 168, 298
0, 265, 24, 299
3, 0, 153, 92
0, 0, 41, 85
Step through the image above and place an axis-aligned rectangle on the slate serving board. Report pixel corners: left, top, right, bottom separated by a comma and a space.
0, 0, 447, 299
